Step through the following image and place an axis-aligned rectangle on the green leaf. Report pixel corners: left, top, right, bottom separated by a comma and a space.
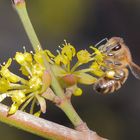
36, 95, 46, 113
76, 72, 97, 85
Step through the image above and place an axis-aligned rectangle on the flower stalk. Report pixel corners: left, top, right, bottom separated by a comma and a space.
12, 0, 85, 129
13, 0, 41, 51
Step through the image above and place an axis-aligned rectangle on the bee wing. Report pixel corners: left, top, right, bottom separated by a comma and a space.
129, 62, 140, 79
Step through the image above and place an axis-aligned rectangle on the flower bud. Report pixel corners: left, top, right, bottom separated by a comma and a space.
62, 74, 78, 86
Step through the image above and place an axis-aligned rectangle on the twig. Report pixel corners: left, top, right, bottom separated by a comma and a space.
0, 103, 107, 140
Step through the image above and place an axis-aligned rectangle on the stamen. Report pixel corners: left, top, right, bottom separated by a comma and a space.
64, 39, 67, 45
23, 46, 26, 52
30, 51, 33, 54
37, 45, 41, 51
58, 46, 62, 49
56, 49, 60, 54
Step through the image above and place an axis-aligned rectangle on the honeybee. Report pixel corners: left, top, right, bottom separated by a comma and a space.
93, 37, 140, 94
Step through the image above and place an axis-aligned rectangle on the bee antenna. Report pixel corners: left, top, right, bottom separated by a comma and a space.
95, 38, 108, 47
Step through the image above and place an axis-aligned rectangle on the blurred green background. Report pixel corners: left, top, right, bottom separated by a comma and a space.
0, 0, 140, 140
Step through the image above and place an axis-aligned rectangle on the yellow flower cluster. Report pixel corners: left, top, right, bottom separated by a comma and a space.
51, 41, 106, 95
0, 51, 51, 115
0, 41, 106, 115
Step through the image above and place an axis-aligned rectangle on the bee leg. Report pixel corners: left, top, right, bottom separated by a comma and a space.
113, 69, 125, 80
114, 61, 122, 66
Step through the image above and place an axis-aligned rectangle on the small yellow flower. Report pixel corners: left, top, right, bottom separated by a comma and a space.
29, 76, 42, 90
77, 50, 91, 63
0, 78, 10, 92
15, 52, 25, 64
88, 46, 107, 77
11, 90, 26, 104
20, 66, 29, 76
0, 59, 20, 83
34, 50, 54, 64
61, 40, 76, 60
45, 50, 55, 58
90, 62, 105, 77
54, 54, 69, 65
32, 63, 45, 77
15, 52, 33, 65
24, 52, 33, 63
52, 41, 76, 66
34, 51, 44, 64
90, 46, 105, 62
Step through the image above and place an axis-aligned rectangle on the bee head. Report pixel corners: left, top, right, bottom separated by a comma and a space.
99, 37, 124, 56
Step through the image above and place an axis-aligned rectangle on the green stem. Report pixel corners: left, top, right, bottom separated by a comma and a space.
59, 101, 83, 127
14, 2, 41, 51
20, 95, 34, 111
13, 0, 84, 128
30, 97, 36, 114
10, 83, 28, 89
71, 61, 81, 72
14, 1, 65, 98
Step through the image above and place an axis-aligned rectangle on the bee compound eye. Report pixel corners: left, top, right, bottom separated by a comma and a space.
112, 44, 122, 51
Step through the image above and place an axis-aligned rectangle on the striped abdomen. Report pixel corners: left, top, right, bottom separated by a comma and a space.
93, 68, 128, 94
